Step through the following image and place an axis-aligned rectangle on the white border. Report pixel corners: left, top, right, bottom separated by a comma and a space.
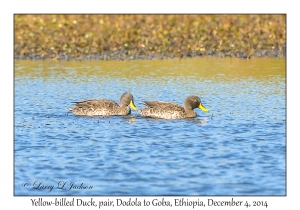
3, 1, 297, 209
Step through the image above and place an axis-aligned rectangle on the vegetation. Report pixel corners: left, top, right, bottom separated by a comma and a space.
14, 14, 286, 60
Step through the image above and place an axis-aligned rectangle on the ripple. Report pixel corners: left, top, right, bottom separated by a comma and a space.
14, 59, 286, 195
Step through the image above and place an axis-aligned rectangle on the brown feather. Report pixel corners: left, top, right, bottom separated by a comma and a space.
69, 92, 136, 116
139, 96, 207, 119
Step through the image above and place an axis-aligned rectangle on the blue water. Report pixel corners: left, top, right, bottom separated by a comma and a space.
14, 59, 286, 195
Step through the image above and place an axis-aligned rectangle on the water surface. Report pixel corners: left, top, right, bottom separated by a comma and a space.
14, 58, 286, 195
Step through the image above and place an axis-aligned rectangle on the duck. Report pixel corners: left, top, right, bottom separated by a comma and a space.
138, 95, 209, 119
69, 92, 137, 116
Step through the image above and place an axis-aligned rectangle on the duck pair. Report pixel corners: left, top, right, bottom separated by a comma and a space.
69, 92, 209, 119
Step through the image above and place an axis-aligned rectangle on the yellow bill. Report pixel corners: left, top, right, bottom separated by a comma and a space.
129, 100, 137, 110
199, 103, 209, 112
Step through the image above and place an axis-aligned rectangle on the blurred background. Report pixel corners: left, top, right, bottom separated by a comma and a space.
14, 14, 286, 60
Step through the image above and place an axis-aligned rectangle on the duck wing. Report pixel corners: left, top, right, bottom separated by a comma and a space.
143, 101, 179, 108
73, 100, 118, 109
140, 101, 186, 119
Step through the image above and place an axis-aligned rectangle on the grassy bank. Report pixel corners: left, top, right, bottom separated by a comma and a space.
14, 14, 286, 60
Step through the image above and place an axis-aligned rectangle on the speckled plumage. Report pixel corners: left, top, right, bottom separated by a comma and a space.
69, 92, 137, 116
138, 96, 209, 119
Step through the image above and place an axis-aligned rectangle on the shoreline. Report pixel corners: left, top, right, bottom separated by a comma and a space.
14, 49, 285, 61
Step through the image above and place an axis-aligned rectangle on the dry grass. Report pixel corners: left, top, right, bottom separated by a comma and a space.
14, 14, 286, 60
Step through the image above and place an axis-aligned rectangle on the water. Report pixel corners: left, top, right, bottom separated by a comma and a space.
14, 58, 286, 195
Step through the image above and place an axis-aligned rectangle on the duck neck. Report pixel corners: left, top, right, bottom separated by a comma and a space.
184, 105, 196, 116
119, 103, 127, 108
184, 104, 193, 112
184, 108, 196, 117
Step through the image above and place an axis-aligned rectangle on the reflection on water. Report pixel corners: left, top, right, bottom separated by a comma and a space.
14, 58, 286, 195
15, 58, 285, 80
